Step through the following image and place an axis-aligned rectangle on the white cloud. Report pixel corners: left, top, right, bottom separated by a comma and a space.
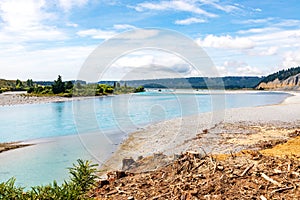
196, 34, 255, 49
66, 22, 79, 27
103, 50, 197, 80
0, 0, 66, 43
116, 29, 159, 39
275, 19, 300, 27
282, 50, 300, 69
247, 29, 300, 47
175, 17, 206, 25
77, 29, 117, 39
0, 45, 95, 80
254, 8, 262, 12
236, 66, 262, 76
113, 24, 136, 30
236, 17, 274, 25
132, 0, 217, 18
237, 27, 278, 34
258, 46, 278, 56
216, 60, 263, 76
199, 0, 239, 13
57, 0, 89, 12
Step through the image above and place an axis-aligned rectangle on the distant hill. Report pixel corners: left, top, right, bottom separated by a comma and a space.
0, 79, 16, 89
256, 66, 300, 90
100, 76, 262, 89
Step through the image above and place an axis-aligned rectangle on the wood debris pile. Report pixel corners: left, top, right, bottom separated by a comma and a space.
91, 151, 300, 199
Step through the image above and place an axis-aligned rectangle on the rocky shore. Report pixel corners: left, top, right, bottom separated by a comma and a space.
93, 92, 300, 199
0, 91, 74, 106
100, 92, 300, 172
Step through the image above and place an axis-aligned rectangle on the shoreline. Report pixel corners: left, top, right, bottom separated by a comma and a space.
100, 91, 300, 172
0, 91, 114, 107
0, 89, 293, 107
0, 142, 32, 153
0, 90, 298, 158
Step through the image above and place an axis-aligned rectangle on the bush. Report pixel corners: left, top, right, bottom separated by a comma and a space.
0, 178, 25, 199
0, 159, 98, 200
68, 159, 98, 193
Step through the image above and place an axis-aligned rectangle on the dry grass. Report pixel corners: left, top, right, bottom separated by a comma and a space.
261, 135, 300, 160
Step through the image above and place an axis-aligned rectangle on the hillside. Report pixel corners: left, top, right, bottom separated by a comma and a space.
100, 76, 262, 89
0, 79, 16, 89
257, 66, 300, 90
0, 79, 17, 93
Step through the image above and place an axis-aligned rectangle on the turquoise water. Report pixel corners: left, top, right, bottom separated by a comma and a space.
0, 91, 291, 187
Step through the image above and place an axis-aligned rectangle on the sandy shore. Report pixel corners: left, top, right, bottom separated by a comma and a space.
102, 91, 300, 171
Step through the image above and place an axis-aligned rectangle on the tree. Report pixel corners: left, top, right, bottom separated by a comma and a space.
15, 79, 23, 89
26, 79, 34, 87
134, 86, 145, 93
52, 75, 65, 94
65, 81, 74, 90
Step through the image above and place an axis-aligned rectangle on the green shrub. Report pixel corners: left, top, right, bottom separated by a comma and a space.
0, 159, 98, 200
68, 159, 98, 193
0, 177, 25, 199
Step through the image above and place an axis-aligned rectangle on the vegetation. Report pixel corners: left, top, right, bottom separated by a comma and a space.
113, 82, 145, 94
259, 66, 300, 84
23, 76, 144, 97
100, 77, 263, 89
0, 159, 98, 200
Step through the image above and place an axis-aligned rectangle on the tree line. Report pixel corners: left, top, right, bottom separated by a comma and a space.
0, 75, 145, 96
259, 66, 300, 84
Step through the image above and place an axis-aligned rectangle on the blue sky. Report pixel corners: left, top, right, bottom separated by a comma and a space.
0, 0, 300, 80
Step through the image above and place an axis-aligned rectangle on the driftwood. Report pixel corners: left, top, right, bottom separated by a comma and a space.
92, 151, 300, 199
261, 172, 282, 187
271, 186, 294, 194
240, 163, 254, 177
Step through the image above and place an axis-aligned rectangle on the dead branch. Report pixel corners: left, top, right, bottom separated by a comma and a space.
240, 163, 254, 177
271, 186, 294, 194
261, 173, 282, 187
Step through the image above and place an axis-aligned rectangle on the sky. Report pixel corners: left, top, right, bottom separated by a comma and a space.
0, 0, 300, 81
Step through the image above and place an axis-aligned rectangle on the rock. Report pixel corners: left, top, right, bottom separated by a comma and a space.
122, 157, 136, 170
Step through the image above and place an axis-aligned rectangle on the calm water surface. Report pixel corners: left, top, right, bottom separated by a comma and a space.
0, 91, 291, 187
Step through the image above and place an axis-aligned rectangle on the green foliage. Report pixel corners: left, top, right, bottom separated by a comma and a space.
68, 159, 98, 193
0, 159, 98, 200
134, 86, 145, 93
52, 75, 65, 94
260, 66, 300, 84
0, 177, 25, 199
65, 81, 74, 90
26, 79, 34, 87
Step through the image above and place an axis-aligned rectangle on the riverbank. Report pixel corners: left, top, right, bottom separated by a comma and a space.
0, 91, 73, 106
95, 92, 300, 199
0, 89, 287, 106
0, 91, 297, 157
101, 91, 300, 172
0, 91, 115, 106
0, 142, 32, 153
